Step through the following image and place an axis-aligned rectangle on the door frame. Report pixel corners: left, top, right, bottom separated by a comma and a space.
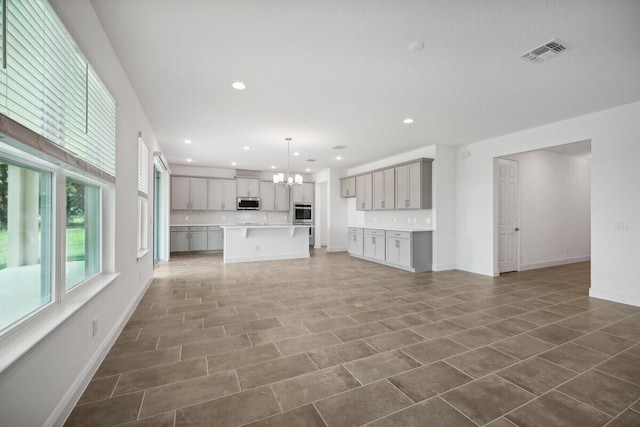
493, 157, 520, 275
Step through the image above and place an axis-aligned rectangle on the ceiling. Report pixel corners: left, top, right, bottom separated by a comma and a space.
90, 0, 640, 173
544, 140, 591, 159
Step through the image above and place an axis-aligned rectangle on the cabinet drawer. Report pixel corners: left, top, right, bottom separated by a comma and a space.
364, 228, 384, 236
386, 230, 411, 239
207, 226, 222, 231
348, 227, 364, 234
190, 226, 208, 231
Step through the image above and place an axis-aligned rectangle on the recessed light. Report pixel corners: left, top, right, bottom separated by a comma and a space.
336, 156, 342, 160
184, 139, 192, 144
293, 152, 299, 156
231, 161, 237, 166
232, 81, 246, 90
408, 41, 425, 52
243, 146, 251, 151
403, 118, 414, 124
271, 165, 276, 169
305, 168, 311, 172
186, 158, 192, 162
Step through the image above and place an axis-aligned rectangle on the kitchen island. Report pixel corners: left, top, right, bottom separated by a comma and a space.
220, 224, 311, 264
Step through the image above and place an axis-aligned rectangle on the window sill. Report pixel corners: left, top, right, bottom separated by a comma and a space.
137, 249, 150, 260
0, 272, 120, 374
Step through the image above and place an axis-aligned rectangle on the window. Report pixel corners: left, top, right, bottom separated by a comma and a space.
65, 178, 100, 290
0, 156, 53, 331
137, 135, 149, 254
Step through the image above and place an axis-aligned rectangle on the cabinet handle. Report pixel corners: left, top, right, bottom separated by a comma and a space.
361, 202, 364, 209
372, 237, 376, 244
353, 235, 356, 242
222, 203, 225, 210
395, 239, 400, 248
381, 201, 385, 208
405, 199, 409, 207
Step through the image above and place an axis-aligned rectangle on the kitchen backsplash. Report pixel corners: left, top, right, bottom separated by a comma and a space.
364, 209, 433, 228
170, 210, 290, 225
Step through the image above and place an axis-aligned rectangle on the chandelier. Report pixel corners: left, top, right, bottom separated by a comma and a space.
273, 137, 303, 186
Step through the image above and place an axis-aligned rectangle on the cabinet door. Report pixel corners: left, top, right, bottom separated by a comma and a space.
236, 178, 259, 197
407, 162, 422, 209
207, 230, 223, 250
364, 235, 385, 260
382, 168, 395, 210
395, 165, 409, 209
207, 179, 223, 210
274, 184, 290, 211
171, 177, 190, 210
386, 237, 411, 267
190, 178, 208, 210
374, 235, 386, 260
170, 231, 189, 252
356, 174, 372, 210
303, 182, 314, 202
259, 181, 275, 211
190, 231, 208, 251
341, 177, 355, 198
348, 232, 363, 256
222, 179, 237, 211
373, 171, 385, 209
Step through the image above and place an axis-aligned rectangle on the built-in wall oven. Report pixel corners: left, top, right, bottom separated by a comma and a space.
293, 203, 314, 245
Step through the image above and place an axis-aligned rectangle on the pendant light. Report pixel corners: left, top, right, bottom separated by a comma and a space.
273, 137, 303, 186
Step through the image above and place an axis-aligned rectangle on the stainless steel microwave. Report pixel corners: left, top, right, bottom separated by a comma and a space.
237, 197, 260, 210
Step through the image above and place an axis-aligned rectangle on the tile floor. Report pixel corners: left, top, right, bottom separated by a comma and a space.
65, 250, 640, 427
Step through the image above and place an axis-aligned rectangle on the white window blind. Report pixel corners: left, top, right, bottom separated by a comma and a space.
0, 0, 116, 180
138, 134, 149, 196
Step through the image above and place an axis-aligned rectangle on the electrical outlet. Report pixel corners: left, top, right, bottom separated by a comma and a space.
425, 218, 431, 224
185, 216, 189, 221
565, 247, 569, 254
92, 319, 98, 337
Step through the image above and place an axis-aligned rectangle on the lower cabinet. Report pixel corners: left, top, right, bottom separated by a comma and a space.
348, 227, 364, 256
348, 227, 432, 272
364, 229, 385, 261
171, 226, 223, 252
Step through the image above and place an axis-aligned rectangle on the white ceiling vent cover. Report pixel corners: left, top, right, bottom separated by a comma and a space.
521, 39, 567, 63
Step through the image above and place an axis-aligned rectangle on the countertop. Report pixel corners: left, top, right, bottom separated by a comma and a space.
347, 225, 433, 232
171, 223, 312, 228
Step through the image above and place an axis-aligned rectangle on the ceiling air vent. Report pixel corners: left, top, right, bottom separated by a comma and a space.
306, 159, 317, 162
332, 145, 347, 150
521, 39, 567, 63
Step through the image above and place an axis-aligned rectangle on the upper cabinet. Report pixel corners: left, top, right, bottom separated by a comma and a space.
171, 177, 208, 210
261, 182, 291, 211
208, 179, 236, 211
395, 159, 433, 209
373, 168, 394, 210
236, 178, 260, 198
340, 177, 356, 198
355, 174, 373, 211
292, 182, 314, 203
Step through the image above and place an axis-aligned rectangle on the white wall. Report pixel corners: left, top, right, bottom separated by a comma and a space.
456, 101, 640, 306
314, 168, 348, 252
0, 1, 163, 426
504, 150, 591, 270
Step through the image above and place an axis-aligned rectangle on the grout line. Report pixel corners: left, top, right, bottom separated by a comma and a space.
136, 390, 146, 420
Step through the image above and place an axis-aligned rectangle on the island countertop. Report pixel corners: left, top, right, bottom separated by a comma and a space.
220, 224, 313, 229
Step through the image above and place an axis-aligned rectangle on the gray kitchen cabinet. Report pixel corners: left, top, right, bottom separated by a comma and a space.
189, 227, 208, 251
260, 181, 290, 211
207, 226, 223, 250
170, 227, 190, 252
208, 179, 236, 211
355, 174, 372, 211
385, 231, 412, 268
395, 159, 432, 210
236, 178, 260, 197
340, 177, 356, 198
373, 168, 394, 210
348, 227, 364, 256
364, 228, 385, 261
171, 177, 208, 210
292, 182, 314, 203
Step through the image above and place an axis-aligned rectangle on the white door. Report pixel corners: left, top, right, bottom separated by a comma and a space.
498, 158, 519, 273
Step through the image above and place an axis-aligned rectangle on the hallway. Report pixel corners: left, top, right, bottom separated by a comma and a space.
66, 251, 640, 426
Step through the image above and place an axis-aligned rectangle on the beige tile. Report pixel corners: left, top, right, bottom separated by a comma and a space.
389, 361, 472, 402
247, 325, 309, 345
113, 412, 175, 427
497, 357, 576, 395
302, 316, 358, 333
236, 353, 317, 390
307, 340, 378, 369
538, 342, 609, 372
224, 317, 282, 336
314, 380, 412, 427
270, 365, 360, 410
77, 375, 119, 405
331, 322, 392, 342
65, 392, 144, 427
242, 404, 326, 427
106, 336, 159, 359
181, 334, 251, 360
275, 332, 341, 356
363, 329, 426, 352
139, 370, 240, 417
114, 357, 207, 396
446, 347, 517, 378
175, 386, 280, 427
402, 338, 468, 364
368, 396, 476, 427
95, 347, 180, 377
207, 343, 282, 373
344, 349, 421, 384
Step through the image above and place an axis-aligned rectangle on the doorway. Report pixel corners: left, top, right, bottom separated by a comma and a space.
495, 141, 591, 275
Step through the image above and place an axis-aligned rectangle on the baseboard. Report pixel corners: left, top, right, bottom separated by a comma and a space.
224, 253, 310, 263
589, 288, 640, 308
48, 276, 154, 427
519, 256, 590, 271
326, 247, 347, 253
456, 264, 496, 277
432, 263, 456, 272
